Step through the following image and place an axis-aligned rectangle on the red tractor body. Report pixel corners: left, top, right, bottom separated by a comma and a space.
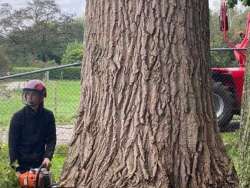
211, 66, 245, 128
211, 67, 245, 110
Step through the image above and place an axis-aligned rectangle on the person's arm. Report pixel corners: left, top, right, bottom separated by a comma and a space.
8, 114, 20, 167
44, 112, 56, 160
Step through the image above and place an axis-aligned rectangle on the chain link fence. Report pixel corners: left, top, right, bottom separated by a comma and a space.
0, 63, 81, 129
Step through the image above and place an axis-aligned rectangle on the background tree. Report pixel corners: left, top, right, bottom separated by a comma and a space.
60, 0, 238, 187
0, 0, 84, 66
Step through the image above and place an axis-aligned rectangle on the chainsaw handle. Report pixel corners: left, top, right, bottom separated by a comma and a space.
35, 164, 46, 188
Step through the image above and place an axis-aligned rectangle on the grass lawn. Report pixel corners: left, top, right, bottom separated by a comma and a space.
51, 145, 68, 182
221, 131, 240, 170
0, 80, 80, 129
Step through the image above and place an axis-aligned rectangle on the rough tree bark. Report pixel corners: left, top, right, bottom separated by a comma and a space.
60, 0, 239, 187
239, 58, 250, 188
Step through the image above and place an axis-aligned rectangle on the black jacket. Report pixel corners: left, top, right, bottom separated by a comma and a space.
8, 106, 56, 165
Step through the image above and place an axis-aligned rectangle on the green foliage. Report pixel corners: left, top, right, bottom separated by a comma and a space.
0, 144, 19, 188
241, 0, 250, 6
228, 0, 250, 8
228, 0, 238, 8
61, 42, 84, 65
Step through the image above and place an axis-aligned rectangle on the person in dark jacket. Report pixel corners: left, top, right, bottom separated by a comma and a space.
8, 79, 56, 175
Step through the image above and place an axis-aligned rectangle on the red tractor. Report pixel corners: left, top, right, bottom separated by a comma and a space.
212, 63, 244, 128
211, 0, 249, 129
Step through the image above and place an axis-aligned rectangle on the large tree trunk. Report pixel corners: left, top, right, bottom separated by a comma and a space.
239, 57, 250, 188
60, 0, 238, 187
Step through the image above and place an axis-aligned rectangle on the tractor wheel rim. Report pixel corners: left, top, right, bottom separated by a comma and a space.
213, 93, 224, 118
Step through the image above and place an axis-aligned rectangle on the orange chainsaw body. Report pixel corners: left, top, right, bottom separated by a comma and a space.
18, 170, 38, 188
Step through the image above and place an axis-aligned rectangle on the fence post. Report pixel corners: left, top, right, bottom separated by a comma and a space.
54, 81, 57, 118
45, 71, 50, 81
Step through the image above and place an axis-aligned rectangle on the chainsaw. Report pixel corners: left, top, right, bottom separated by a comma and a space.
18, 164, 59, 188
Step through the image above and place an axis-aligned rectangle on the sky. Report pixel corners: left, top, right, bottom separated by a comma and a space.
210, 0, 220, 12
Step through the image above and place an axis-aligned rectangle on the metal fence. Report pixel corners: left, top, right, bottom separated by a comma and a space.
0, 62, 81, 128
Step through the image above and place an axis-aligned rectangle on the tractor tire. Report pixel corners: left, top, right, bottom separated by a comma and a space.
212, 82, 234, 130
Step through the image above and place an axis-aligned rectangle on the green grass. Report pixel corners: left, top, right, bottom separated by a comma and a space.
50, 145, 68, 182
0, 80, 80, 128
221, 131, 240, 171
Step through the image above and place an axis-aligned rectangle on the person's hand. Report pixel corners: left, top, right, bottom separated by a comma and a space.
42, 158, 51, 169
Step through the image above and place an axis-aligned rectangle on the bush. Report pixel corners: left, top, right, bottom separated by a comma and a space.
0, 144, 19, 188
61, 42, 84, 65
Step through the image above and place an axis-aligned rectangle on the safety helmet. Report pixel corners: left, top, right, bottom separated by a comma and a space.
23, 79, 47, 97
22, 80, 47, 107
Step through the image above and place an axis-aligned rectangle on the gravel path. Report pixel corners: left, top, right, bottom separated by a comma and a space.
0, 125, 74, 145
